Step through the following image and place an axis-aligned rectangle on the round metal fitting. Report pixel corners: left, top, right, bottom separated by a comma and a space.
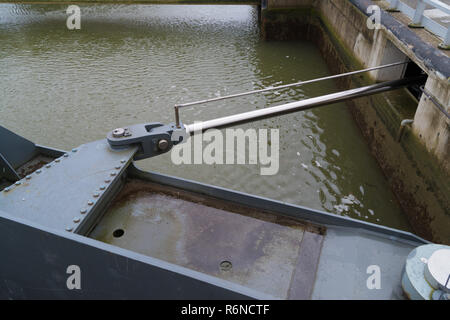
93, 193, 100, 198
158, 139, 169, 151
26, 175, 31, 180
402, 244, 450, 300
15, 181, 21, 186
80, 208, 87, 214
73, 217, 81, 223
99, 185, 106, 190
65, 226, 73, 232
87, 200, 94, 206
112, 128, 125, 138
36, 169, 42, 174
425, 249, 450, 293
220, 260, 232, 272
46, 164, 51, 168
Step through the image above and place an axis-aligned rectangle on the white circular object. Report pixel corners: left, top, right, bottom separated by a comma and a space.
424, 249, 450, 293
112, 128, 125, 138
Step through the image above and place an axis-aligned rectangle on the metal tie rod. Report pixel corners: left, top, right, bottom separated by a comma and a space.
174, 61, 408, 127
185, 75, 425, 134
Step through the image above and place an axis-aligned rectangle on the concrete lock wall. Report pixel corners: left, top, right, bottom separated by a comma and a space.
261, 0, 449, 243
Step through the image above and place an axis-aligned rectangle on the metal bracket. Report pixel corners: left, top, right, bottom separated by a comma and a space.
0, 153, 20, 182
107, 122, 187, 161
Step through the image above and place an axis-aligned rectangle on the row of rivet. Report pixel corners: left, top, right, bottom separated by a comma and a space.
65, 158, 126, 232
3, 150, 75, 231
2, 151, 71, 193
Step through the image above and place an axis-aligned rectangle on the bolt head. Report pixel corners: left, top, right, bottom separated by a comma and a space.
158, 139, 169, 151
73, 217, 81, 223
80, 208, 87, 214
112, 128, 125, 138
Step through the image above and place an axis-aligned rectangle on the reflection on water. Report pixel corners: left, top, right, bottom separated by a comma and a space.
0, 4, 411, 230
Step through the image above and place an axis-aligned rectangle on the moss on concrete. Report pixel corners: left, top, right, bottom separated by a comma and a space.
0, 0, 258, 4
261, 7, 450, 243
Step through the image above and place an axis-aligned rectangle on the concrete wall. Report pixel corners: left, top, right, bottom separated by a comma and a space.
267, 0, 313, 8
260, 0, 449, 243
315, 0, 450, 243
316, 0, 449, 169
413, 76, 449, 173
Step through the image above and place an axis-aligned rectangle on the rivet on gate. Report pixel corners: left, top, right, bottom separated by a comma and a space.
64, 153, 69, 158
100, 185, 106, 190
55, 159, 60, 163
73, 217, 81, 223
4, 187, 10, 192
93, 193, 100, 198
110, 172, 117, 176
105, 179, 111, 183
26, 175, 31, 180
72, 149, 78, 153
80, 208, 87, 214
88, 200, 94, 206
120, 159, 126, 164
65, 226, 73, 232
46, 164, 51, 168
115, 166, 121, 170
36, 169, 42, 174
15, 181, 21, 186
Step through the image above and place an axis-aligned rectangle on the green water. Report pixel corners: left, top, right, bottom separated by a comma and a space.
0, 4, 411, 230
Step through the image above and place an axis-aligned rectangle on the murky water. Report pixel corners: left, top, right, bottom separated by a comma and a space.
0, 4, 411, 230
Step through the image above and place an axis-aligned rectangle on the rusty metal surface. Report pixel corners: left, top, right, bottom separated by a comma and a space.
89, 179, 325, 299
15, 154, 53, 178
288, 231, 324, 299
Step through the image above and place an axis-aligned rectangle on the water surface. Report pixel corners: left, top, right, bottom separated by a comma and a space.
0, 4, 411, 230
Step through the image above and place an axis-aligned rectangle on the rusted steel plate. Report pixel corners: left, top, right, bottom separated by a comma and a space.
288, 231, 324, 299
89, 179, 326, 299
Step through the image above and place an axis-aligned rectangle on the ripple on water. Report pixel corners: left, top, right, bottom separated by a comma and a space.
0, 4, 411, 231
